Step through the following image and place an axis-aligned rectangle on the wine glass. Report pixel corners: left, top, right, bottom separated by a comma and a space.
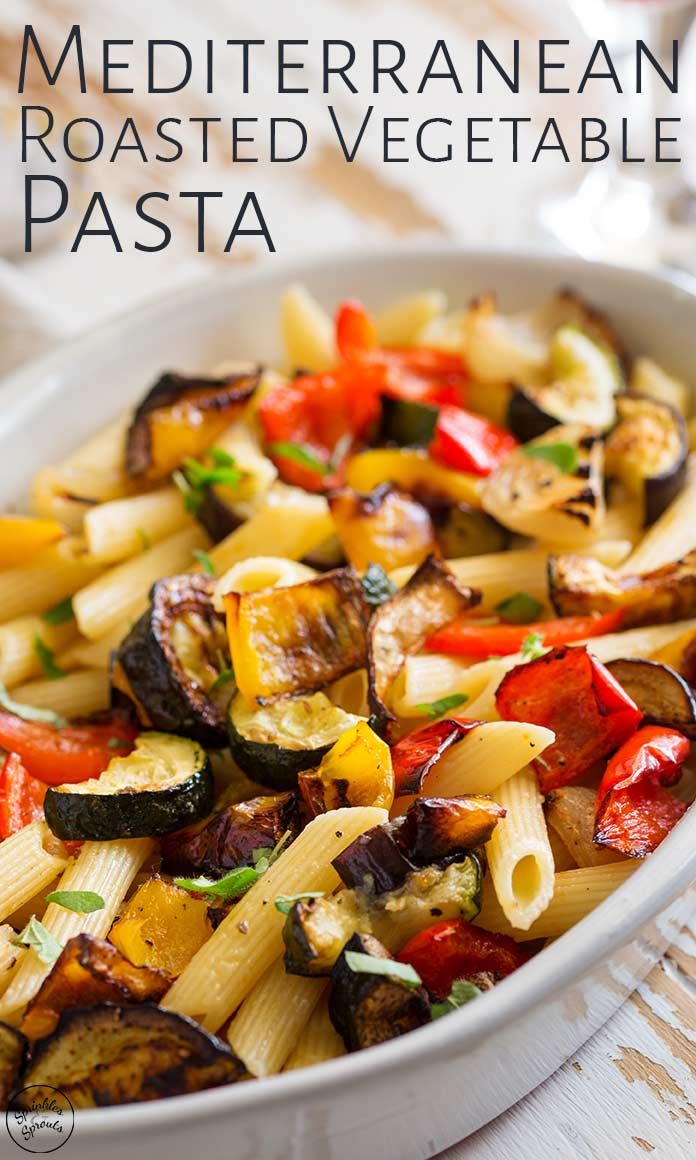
541, 0, 696, 267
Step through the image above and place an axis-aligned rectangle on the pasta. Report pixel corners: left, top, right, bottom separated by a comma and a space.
0, 823, 68, 924
11, 670, 110, 718
227, 957, 325, 1076
208, 484, 333, 574
485, 767, 555, 930
284, 994, 346, 1071
84, 487, 192, 564
0, 615, 77, 688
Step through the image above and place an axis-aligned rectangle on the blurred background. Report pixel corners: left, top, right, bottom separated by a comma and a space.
2, 0, 696, 366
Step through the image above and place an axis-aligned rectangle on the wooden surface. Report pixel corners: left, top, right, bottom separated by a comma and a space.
1, 2, 695, 1157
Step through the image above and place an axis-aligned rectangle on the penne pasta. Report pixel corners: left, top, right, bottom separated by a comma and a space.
0, 838, 152, 1022
622, 457, 696, 573
0, 823, 68, 924
485, 767, 555, 930
0, 615, 77, 688
208, 485, 334, 575
212, 556, 316, 609
329, 669, 370, 717
375, 291, 446, 346
280, 283, 335, 372
11, 669, 110, 717
163, 807, 387, 1032
227, 957, 325, 1077
0, 551, 102, 624
0, 926, 26, 999
84, 487, 192, 564
284, 993, 345, 1071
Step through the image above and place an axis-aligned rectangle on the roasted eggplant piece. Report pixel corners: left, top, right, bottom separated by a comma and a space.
161, 792, 299, 876
329, 932, 431, 1052
21, 935, 169, 1041
507, 325, 622, 441
331, 818, 416, 895
108, 877, 213, 978
367, 556, 480, 736
0, 1022, 26, 1109
328, 485, 438, 574
283, 857, 481, 976
548, 549, 696, 629
378, 397, 439, 447
428, 501, 509, 559
44, 733, 214, 841
481, 424, 605, 545
115, 574, 232, 748
126, 367, 260, 481
605, 396, 688, 525
298, 720, 394, 815
15, 1005, 247, 1107
228, 692, 363, 790
606, 658, 696, 739
225, 567, 368, 703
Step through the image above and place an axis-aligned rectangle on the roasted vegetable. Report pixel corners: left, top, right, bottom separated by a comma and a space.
429, 502, 509, 559
429, 406, 518, 476
397, 917, 529, 998
481, 424, 605, 545
109, 878, 212, 978
427, 610, 623, 660
390, 719, 481, 796
126, 368, 259, 481
548, 549, 696, 629
507, 325, 622, 441
329, 932, 431, 1052
298, 721, 394, 815
378, 396, 439, 447
0, 709, 137, 786
15, 1005, 247, 1107
283, 857, 481, 976
328, 485, 438, 573
496, 646, 642, 793
225, 567, 368, 703
606, 659, 696, 739
0, 516, 64, 569
44, 733, 214, 841
367, 556, 480, 735
161, 792, 299, 877
115, 574, 232, 748
0, 1022, 26, 1108
333, 796, 503, 893
545, 786, 625, 867
21, 935, 168, 1040
595, 726, 690, 857
345, 448, 482, 509
605, 396, 688, 525
0, 753, 45, 839
228, 692, 363, 790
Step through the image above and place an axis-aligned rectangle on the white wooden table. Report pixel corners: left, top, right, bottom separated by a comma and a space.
1, 2, 695, 1156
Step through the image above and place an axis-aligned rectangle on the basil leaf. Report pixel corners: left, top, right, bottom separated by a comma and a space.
136, 527, 150, 551
174, 867, 261, 901
210, 667, 235, 692
183, 455, 241, 492
209, 447, 236, 469
173, 469, 203, 514
521, 631, 546, 661
361, 563, 397, 609
269, 442, 328, 475
344, 951, 422, 989
0, 677, 67, 728
45, 890, 105, 914
416, 693, 469, 719
33, 636, 67, 681
41, 597, 74, 626
430, 979, 481, 1020
522, 442, 578, 475
107, 737, 130, 750
12, 916, 63, 965
495, 592, 544, 625
193, 549, 216, 577
274, 892, 325, 915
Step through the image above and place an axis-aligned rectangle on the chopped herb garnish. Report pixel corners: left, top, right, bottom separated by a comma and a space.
175, 450, 242, 514
430, 979, 481, 1020
343, 951, 422, 989
521, 631, 546, 661
107, 736, 130, 750
269, 442, 328, 475
210, 667, 235, 692
12, 917, 63, 965
361, 563, 397, 609
135, 526, 150, 551
495, 592, 544, 625
193, 548, 216, 577
328, 432, 353, 472
175, 831, 294, 902
416, 693, 469, 719
0, 677, 66, 727
33, 636, 67, 681
274, 892, 325, 915
41, 597, 74, 626
173, 469, 202, 514
45, 890, 105, 914
522, 442, 578, 475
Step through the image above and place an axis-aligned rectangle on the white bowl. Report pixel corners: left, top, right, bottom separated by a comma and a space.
3, 248, 696, 1160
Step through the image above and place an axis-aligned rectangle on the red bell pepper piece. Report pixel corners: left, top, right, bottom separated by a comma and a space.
496, 646, 642, 793
391, 719, 482, 797
0, 752, 46, 839
397, 917, 529, 999
594, 726, 690, 857
429, 405, 518, 476
0, 711, 138, 787
336, 300, 379, 361
427, 610, 623, 659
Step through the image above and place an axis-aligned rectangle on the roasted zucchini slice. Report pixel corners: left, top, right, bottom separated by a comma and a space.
228, 692, 363, 790
161, 792, 299, 877
429, 501, 509, 559
606, 658, 696, 739
283, 857, 481, 976
126, 367, 260, 481
605, 396, 688, 525
21, 934, 168, 1041
367, 556, 480, 736
507, 325, 622, 441
329, 932, 431, 1052
548, 548, 696, 629
115, 574, 232, 748
44, 733, 214, 841
0, 1022, 26, 1109
328, 485, 438, 574
481, 424, 604, 545
378, 397, 439, 447
15, 1005, 247, 1107
225, 567, 368, 703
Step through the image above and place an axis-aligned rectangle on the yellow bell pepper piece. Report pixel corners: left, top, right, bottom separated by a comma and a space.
345, 449, 482, 508
315, 720, 394, 811
0, 515, 65, 569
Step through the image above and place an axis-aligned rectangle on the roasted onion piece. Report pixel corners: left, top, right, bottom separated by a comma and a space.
548, 549, 696, 629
